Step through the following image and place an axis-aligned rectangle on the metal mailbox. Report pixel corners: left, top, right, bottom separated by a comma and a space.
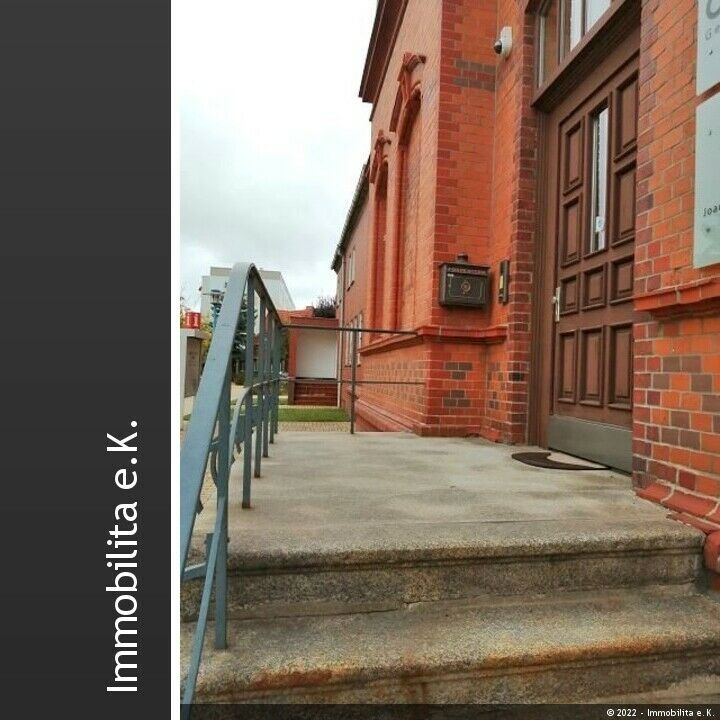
439, 258, 490, 308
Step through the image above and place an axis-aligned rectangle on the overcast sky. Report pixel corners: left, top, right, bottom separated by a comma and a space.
179, 1, 376, 310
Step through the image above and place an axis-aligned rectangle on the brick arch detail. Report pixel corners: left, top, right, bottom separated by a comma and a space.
390, 52, 426, 137
389, 52, 425, 329
369, 130, 391, 184
368, 132, 392, 332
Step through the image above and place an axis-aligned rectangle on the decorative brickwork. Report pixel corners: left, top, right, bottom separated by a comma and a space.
334, 0, 720, 572
632, 0, 720, 545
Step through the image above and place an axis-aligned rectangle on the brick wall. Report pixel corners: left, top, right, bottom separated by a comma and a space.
431, 0, 497, 331
485, 1, 539, 443
632, 0, 720, 537
336, 0, 720, 579
340, 0, 544, 441
339, 0, 720, 575
348, 0, 444, 429
343, 0, 510, 436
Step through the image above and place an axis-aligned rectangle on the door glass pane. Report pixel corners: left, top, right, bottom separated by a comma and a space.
590, 107, 609, 252
585, 0, 611, 33
562, 0, 583, 54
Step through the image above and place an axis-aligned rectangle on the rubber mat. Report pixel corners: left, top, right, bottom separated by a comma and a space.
511, 451, 608, 471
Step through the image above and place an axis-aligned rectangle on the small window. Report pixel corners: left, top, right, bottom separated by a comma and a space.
538, 0, 612, 86
344, 323, 351, 366
589, 106, 609, 253
584, 0, 611, 32
347, 249, 356, 289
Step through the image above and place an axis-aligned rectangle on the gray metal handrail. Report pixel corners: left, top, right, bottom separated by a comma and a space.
180, 262, 282, 711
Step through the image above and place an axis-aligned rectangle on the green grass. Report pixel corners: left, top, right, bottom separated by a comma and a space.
183, 401, 347, 424
278, 406, 349, 422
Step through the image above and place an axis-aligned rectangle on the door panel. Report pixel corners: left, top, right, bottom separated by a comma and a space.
544, 47, 640, 472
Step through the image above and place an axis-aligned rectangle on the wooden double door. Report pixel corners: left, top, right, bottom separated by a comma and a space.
540, 32, 640, 472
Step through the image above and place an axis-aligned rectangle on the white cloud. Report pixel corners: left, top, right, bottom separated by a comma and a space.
179, 0, 375, 309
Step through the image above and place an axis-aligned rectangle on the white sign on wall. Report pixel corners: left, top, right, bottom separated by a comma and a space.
694, 93, 720, 268
698, 0, 720, 94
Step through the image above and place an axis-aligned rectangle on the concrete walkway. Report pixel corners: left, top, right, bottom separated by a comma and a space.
193, 431, 692, 561
185, 432, 720, 704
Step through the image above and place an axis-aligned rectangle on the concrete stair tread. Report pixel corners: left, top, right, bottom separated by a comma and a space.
183, 589, 720, 702
182, 519, 704, 621
193, 518, 702, 570
600, 675, 720, 703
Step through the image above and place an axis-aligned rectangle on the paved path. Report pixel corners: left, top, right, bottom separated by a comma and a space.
193, 431, 692, 560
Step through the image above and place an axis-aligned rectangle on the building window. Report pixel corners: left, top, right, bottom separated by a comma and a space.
344, 319, 351, 366
584, 0, 611, 32
343, 316, 364, 366
589, 106, 609, 253
538, 0, 612, 86
347, 249, 356, 289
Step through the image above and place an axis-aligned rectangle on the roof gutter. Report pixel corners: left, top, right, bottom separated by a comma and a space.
331, 161, 369, 272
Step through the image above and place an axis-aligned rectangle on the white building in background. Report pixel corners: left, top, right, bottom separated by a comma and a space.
199, 266, 295, 320
199, 267, 231, 319
258, 270, 295, 312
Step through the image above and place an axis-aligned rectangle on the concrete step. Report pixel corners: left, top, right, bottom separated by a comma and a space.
598, 675, 720, 703
181, 519, 703, 621
182, 588, 720, 703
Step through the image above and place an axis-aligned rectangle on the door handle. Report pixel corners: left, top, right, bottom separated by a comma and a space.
552, 285, 561, 323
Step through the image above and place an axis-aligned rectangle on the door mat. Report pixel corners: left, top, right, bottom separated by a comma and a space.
511, 451, 609, 471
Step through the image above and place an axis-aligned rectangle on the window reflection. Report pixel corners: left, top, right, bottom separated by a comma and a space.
585, 0, 611, 32
538, 0, 613, 86
564, 0, 582, 53
589, 107, 609, 253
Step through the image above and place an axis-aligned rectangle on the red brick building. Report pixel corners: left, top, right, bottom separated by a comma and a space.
332, 0, 720, 554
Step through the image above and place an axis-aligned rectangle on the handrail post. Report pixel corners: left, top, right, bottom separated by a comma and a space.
266, 315, 276, 448
350, 330, 358, 435
214, 361, 230, 650
181, 262, 288, 708
254, 295, 266, 478
268, 317, 277, 445
262, 315, 271, 458
274, 325, 282, 436
242, 281, 255, 509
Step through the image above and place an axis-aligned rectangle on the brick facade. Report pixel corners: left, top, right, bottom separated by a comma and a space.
333, 0, 720, 565
632, 0, 720, 557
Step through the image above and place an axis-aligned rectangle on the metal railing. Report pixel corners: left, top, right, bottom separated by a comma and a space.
182, 297, 419, 709
180, 262, 283, 711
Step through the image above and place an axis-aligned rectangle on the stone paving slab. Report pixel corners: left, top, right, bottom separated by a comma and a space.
192, 432, 701, 562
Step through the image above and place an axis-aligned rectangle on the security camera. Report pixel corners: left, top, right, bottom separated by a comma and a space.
494, 26, 512, 58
